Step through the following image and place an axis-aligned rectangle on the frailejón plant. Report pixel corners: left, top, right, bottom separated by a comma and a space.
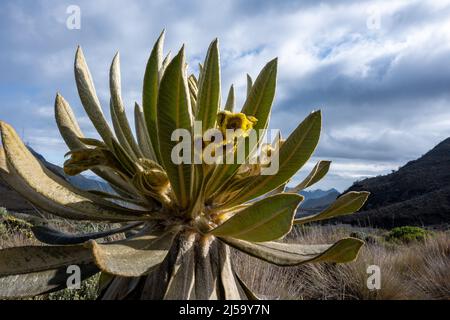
0, 31, 369, 299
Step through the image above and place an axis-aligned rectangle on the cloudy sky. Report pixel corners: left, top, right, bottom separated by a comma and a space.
1, 0, 450, 191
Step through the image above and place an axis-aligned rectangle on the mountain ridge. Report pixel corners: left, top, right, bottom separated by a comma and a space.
337, 137, 450, 227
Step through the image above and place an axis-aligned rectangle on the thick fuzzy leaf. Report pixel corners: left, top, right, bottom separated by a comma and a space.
88, 227, 179, 277
157, 46, 193, 209
0, 264, 98, 298
0, 121, 148, 221
241, 58, 277, 131
100, 275, 141, 300
110, 138, 137, 177
54, 94, 134, 195
226, 110, 321, 207
143, 30, 165, 163
110, 99, 136, 159
295, 191, 370, 224
134, 103, 157, 161
0, 245, 92, 275
0, 244, 99, 298
163, 232, 196, 299
110, 53, 142, 156
110, 53, 143, 158
210, 194, 303, 242
0, 146, 8, 173
291, 160, 331, 192
138, 237, 180, 299
196, 39, 221, 131
78, 137, 107, 148
218, 241, 247, 299
194, 236, 221, 299
54, 93, 84, 147
224, 85, 235, 112
75, 47, 115, 148
221, 237, 364, 266
32, 222, 143, 245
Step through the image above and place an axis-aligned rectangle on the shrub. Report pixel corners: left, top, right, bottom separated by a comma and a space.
0, 211, 34, 239
386, 226, 429, 243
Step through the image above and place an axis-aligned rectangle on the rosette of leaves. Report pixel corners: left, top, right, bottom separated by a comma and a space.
0, 31, 369, 300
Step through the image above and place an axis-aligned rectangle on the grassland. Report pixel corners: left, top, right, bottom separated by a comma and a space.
1, 208, 448, 300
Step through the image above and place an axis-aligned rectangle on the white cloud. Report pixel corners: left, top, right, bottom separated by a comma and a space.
1, 0, 450, 191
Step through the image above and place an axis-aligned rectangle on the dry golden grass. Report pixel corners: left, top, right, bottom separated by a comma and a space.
1, 212, 449, 300
233, 225, 450, 300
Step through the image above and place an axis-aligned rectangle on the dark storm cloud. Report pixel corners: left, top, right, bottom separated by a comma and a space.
0, 0, 449, 191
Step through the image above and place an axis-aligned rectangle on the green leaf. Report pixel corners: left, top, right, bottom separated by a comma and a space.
88, 227, 179, 277
196, 39, 221, 131
110, 52, 143, 158
210, 193, 303, 242
157, 46, 193, 209
221, 237, 364, 266
225, 110, 321, 207
265, 182, 287, 196
188, 74, 198, 114
143, 30, 165, 164
241, 58, 277, 132
224, 85, 235, 112
75, 46, 115, 148
246, 73, 253, 98
295, 191, 370, 224
159, 51, 172, 82
291, 160, 331, 192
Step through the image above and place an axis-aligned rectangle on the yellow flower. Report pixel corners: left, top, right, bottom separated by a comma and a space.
217, 111, 258, 140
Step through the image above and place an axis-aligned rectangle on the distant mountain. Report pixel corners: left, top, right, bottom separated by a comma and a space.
337, 138, 450, 228
0, 147, 113, 213
300, 189, 340, 210
299, 188, 339, 201
289, 188, 340, 217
